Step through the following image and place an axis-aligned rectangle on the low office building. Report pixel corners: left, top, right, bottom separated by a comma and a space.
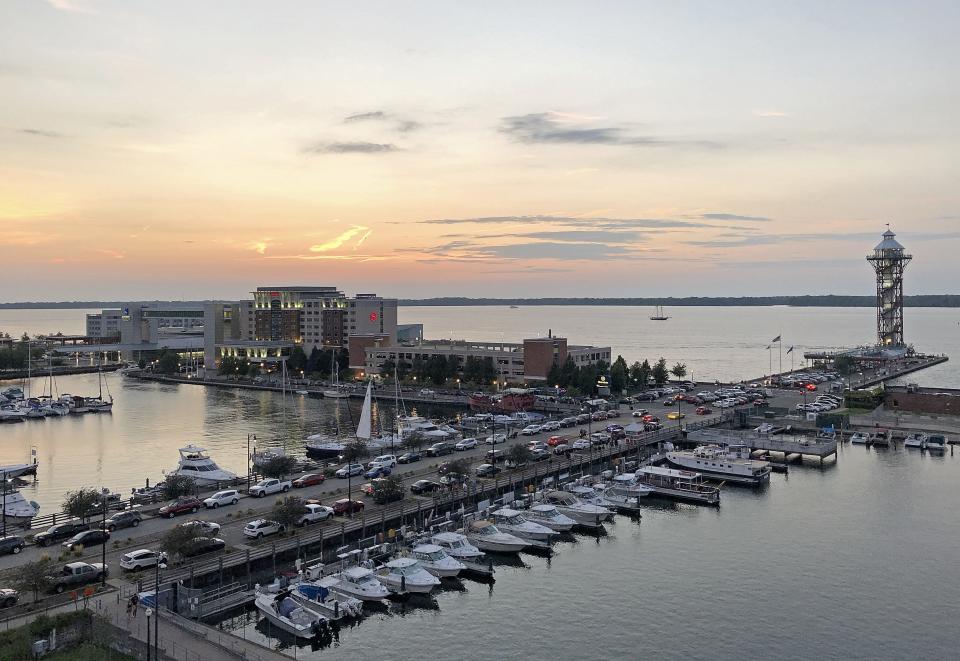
363, 334, 611, 383
85, 309, 122, 340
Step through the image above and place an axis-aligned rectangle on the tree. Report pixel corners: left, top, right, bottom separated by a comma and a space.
61, 488, 104, 523
632, 359, 652, 388
610, 355, 629, 393
157, 350, 179, 375
15, 556, 56, 602
441, 457, 471, 479
652, 357, 669, 387
404, 431, 427, 452
160, 523, 202, 559
506, 444, 532, 468
372, 475, 404, 504
670, 362, 688, 382
834, 355, 856, 375
246, 361, 260, 378
286, 346, 308, 373
259, 455, 297, 480
306, 347, 323, 375
162, 474, 196, 499
272, 496, 306, 529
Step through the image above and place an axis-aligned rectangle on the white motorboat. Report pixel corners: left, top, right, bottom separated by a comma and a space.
904, 432, 927, 449
0, 462, 39, 479
1, 489, 40, 526
666, 444, 772, 486
598, 474, 653, 512
491, 508, 556, 542
169, 445, 237, 486
430, 531, 486, 562
926, 434, 947, 453
850, 432, 870, 444
543, 490, 614, 526
254, 590, 329, 639
251, 447, 287, 468
464, 520, 528, 554
375, 558, 440, 594
1, 387, 24, 401
399, 416, 456, 441
568, 485, 619, 513
524, 504, 575, 532
0, 406, 26, 423
329, 566, 391, 601
409, 544, 465, 578
264, 572, 364, 620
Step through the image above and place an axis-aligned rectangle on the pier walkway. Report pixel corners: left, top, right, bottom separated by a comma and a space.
686, 427, 838, 463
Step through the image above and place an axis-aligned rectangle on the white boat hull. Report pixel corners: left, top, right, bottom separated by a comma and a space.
377, 575, 438, 594
555, 506, 613, 526
255, 594, 327, 639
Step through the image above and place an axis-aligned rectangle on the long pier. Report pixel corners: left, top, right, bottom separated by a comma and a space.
686, 427, 838, 464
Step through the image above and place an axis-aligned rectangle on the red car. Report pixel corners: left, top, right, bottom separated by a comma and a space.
159, 497, 202, 519
695, 406, 712, 415
642, 414, 659, 423
546, 435, 565, 447
332, 499, 365, 515
292, 473, 325, 488
804, 383, 817, 391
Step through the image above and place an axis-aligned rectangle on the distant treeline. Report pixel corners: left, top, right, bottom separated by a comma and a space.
399, 295, 960, 307
3, 294, 960, 308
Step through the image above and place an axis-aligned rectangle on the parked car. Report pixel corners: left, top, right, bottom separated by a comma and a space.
484, 434, 506, 445
571, 439, 591, 451
666, 411, 685, 420
249, 479, 291, 497
243, 519, 285, 539
332, 499, 365, 515
292, 474, 325, 488
51, 562, 108, 593
455, 438, 479, 451
159, 496, 202, 518
180, 537, 226, 558
540, 421, 562, 432
178, 520, 221, 536
553, 443, 571, 455
485, 448, 506, 463
0, 535, 25, 556
103, 510, 142, 532
203, 489, 240, 509
397, 451, 423, 464
120, 549, 167, 571
62, 529, 110, 551
560, 417, 578, 427
335, 464, 365, 478
530, 448, 551, 462
364, 465, 392, 479
410, 479, 442, 495
695, 406, 713, 415
474, 463, 501, 477
426, 442, 454, 457
296, 504, 334, 526
368, 455, 398, 470
34, 522, 89, 547
419, 388, 435, 396
0, 588, 19, 608
546, 435, 565, 447
519, 425, 541, 436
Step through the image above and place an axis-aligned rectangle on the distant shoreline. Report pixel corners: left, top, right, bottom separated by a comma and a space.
2, 295, 959, 309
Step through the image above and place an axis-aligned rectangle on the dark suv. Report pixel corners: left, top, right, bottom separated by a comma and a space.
180, 537, 226, 558
426, 442, 453, 457
34, 522, 90, 547
104, 510, 142, 532
0, 536, 25, 556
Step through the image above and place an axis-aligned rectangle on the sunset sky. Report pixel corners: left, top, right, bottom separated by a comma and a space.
2, 1, 959, 301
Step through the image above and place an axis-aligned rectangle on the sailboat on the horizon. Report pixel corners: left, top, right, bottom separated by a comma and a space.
650, 305, 670, 321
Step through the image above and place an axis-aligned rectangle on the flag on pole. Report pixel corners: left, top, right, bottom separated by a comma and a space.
771, 335, 781, 343
765, 345, 771, 350
786, 346, 794, 354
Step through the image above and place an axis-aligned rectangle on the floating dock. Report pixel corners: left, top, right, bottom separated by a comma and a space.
687, 428, 837, 464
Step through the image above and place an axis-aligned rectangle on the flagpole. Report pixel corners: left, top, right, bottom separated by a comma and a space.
778, 337, 783, 378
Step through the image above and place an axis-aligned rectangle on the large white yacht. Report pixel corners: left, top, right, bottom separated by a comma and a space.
409, 544, 465, 578
491, 508, 556, 542
329, 566, 391, 602
666, 443, 772, 486
375, 558, 441, 594
399, 416, 457, 441
2, 489, 40, 526
543, 490, 614, 526
169, 445, 237, 486
464, 520, 528, 553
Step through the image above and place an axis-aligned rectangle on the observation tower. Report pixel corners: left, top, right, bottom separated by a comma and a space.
866, 227, 911, 347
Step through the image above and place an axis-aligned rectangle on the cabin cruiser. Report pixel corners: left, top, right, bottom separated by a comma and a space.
543, 490, 614, 526
567, 485, 618, 513
904, 432, 927, 449
375, 558, 441, 594
169, 445, 237, 486
329, 566, 391, 601
464, 520, 528, 553
251, 447, 287, 467
1, 387, 24, 401
0, 406, 26, 423
409, 544, 465, 578
490, 508, 556, 542
850, 432, 870, 444
399, 416, 457, 441
1, 489, 40, 526
523, 504, 575, 532
254, 590, 329, 639
635, 466, 721, 505
263, 571, 364, 620
598, 474, 653, 513
926, 434, 947, 453
430, 531, 489, 566
0, 462, 39, 479
666, 444, 771, 486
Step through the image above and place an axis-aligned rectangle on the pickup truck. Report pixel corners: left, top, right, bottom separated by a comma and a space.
51, 562, 108, 594
249, 478, 291, 498
296, 504, 334, 526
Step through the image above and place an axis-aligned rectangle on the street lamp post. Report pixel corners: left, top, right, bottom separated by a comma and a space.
247, 434, 256, 492
101, 491, 107, 586
1, 469, 6, 536
153, 560, 166, 659
145, 608, 153, 661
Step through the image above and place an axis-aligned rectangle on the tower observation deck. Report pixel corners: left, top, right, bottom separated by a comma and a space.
866, 228, 911, 347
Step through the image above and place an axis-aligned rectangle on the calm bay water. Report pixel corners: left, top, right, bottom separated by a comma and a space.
1, 306, 959, 659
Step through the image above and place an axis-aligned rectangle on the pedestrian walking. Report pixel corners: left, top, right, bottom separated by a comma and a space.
129, 593, 139, 618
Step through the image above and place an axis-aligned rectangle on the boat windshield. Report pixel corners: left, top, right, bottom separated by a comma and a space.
503, 514, 525, 525
419, 550, 444, 561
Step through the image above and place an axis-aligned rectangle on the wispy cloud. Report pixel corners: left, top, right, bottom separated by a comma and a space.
47, 0, 96, 14
499, 112, 720, 148
343, 111, 421, 133
302, 141, 398, 154
310, 226, 370, 252
416, 215, 719, 230
698, 213, 772, 222
247, 239, 273, 254
96, 249, 125, 259
344, 111, 388, 123
18, 128, 67, 139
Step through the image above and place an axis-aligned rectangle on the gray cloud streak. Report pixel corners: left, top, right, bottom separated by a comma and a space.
303, 141, 399, 154
18, 128, 67, 138
499, 113, 720, 149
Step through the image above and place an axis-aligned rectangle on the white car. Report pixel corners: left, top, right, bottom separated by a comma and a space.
203, 489, 240, 509
120, 549, 167, 571
178, 520, 221, 536
335, 463, 365, 478
485, 433, 507, 445
540, 421, 561, 432
419, 388, 435, 396
520, 425, 542, 436
368, 455, 398, 470
571, 439, 591, 450
527, 441, 548, 452
243, 519, 285, 539
296, 504, 334, 527
455, 438, 478, 451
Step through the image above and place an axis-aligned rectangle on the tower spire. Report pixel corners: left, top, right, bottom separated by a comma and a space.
866, 227, 911, 347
